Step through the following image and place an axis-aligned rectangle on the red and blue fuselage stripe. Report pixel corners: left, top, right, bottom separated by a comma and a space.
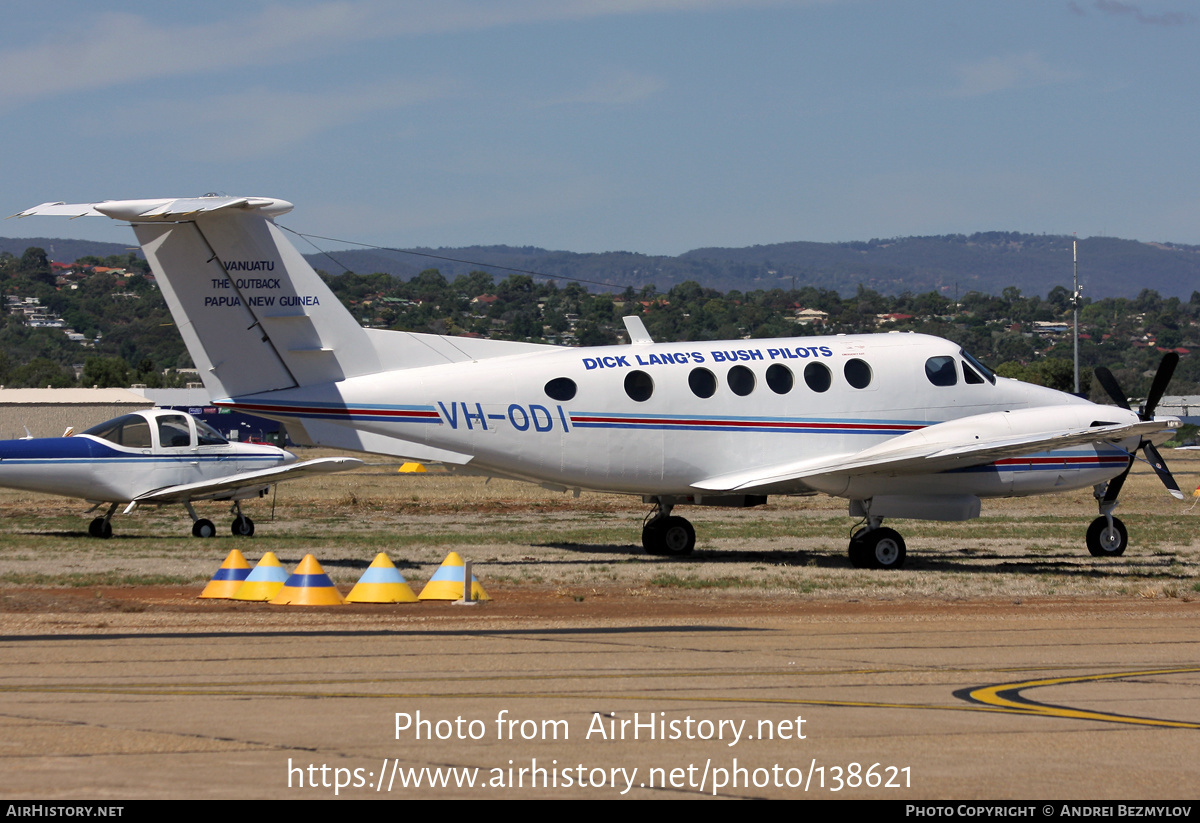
220, 400, 440, 423
567, 413, 926, 435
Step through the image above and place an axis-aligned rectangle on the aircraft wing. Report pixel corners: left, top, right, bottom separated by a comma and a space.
692, 407, 1175, 493
131, 456, 364, 505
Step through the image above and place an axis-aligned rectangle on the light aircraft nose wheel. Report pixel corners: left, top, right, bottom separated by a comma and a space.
850, 527, 906, 570
231, 516, 255, 537
642, 515, 695, 556
191, 519, 216, 538
1086, 516, 1127, 557
87, 517, 112, 539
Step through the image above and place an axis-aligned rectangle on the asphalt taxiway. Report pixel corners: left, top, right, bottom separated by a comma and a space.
1, 591, 1198, 799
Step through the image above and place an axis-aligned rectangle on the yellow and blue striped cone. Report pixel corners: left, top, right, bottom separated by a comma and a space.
346, 553, 418, 603
269, 554, 345, 606
418, 551, 490, 601
199, 549, 251, 599
232, 552, 289, 601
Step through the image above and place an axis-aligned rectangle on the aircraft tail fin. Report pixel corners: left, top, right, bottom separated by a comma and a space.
16, 196, 381, 399
14, 195, 554, 400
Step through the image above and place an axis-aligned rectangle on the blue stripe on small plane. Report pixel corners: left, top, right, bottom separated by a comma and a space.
0, 437, 283, 463
0, 456, 282, 466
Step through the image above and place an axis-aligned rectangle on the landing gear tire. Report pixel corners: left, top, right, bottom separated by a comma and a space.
1087, 516, 1127, 557
88, 517, 112, 539
850, 528, 906, 569
642, 516, 695, 556
192, 519, 216, 538
231, 516, 255, 537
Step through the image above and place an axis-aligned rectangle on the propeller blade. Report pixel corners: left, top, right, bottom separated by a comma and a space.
1142, 352, 1179, 420
1142, 442, 1185, 500
1094, 366, 1131, 411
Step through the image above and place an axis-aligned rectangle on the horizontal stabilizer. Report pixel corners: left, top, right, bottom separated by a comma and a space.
286, 418, 474, 464
13, 196, 294, 221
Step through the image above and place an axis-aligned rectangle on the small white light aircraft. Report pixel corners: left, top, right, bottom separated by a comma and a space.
14, 196, 1183, 567
0, 407, 362, 538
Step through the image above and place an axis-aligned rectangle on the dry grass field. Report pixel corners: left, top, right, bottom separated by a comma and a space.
1, 447, 1199, 606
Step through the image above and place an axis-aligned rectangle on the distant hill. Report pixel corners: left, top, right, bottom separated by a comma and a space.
6, 231, 1200, 300
0, 237, 140, 263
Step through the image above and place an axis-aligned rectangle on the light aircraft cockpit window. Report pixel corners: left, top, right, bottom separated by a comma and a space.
688, 368, 717, 398
157, 414, 193, 448
960, 348, 996, 385
844, 358, 872, 389
83, 414, 152, 448
924, 356, 957, 387
804, 362, 832, 393
624, 370, 654, 402
728, 365, 756, 396
544, 377, 577, 402
961, 361, 985, 385
766, 364, 794, 394
195, 420, 228, 446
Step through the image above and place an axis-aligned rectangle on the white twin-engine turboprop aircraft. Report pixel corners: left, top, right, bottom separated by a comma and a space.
14, 195, 1184, 568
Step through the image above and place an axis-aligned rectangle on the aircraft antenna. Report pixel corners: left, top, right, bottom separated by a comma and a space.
1072, 237, 1081, 395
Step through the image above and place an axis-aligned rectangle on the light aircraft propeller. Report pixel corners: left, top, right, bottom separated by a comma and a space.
1088, 353, 1184, 556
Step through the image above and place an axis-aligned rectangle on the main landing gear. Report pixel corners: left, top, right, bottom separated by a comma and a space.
87, 503, 118, 539
185, 501, 255, 538
642, 502, 696, 556
848, 519, 907, 570
1086, 514, 1127, 557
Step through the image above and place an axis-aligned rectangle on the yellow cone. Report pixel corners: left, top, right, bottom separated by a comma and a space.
346, 553, 418, 603
269, 554, 346, 605
419, 551, 490, 601
398, 462, 426, 473
232, 552, 289, 601
199, 549, 251, 599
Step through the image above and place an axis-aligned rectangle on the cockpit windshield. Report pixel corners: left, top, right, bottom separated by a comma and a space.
195, 419, 228, 446
959, 348, 996, 385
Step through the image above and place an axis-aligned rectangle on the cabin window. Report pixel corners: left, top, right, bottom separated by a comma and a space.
728, 365, 756, 396
688, 368, 717, 398
804, 362, 832, 393
544, 377, 577, 401
624, 370, 654, 402
157, 414, 193, 448
925, 356, 957, 387
844, 358, 873, 389
766, 364, 794, 394
83, 414, 152, 448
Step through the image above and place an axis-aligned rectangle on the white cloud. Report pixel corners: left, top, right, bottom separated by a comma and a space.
0, 0, 822, 109
537, 70, 667, 106
134, 77, 460, 160
947, 52, 1081, 98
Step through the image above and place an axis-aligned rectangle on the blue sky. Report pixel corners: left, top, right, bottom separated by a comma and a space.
4, 1, 1199, 257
